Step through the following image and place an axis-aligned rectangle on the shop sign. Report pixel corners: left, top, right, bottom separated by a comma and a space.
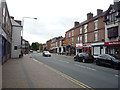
91, 42, 104, 46
76, 43, 83, 48
104, 41, 120, 45
83, 44, 91, 47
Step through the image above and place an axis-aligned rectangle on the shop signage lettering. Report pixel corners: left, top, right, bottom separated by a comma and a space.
105, 41, 120, 45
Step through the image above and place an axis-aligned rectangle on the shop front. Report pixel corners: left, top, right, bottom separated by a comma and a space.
92, 42, 105, 56
76, 43, 83, 55
83, 44, 91, 54
104, 41, 120, 59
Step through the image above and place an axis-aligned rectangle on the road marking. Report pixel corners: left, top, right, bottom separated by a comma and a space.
115, 75, 120, 77
33, 59, 94, 90
59, 60, 69, 63
33, 59, 43, 64
74, 64, 96, 71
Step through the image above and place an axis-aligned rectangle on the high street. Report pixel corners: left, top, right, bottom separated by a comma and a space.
31, 52, 120, 88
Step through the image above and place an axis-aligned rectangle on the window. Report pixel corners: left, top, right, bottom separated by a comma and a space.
77, 36, 79, 43
80, 36, 82, 43
94, 31, 98, 41
94, 20, 98, 30
84, 24, 88, 33
68, 32, 71, 37
72, 30, 74, 36
2, 7, 5, 24
80, 27, 82, 34
84, 34, 87, 42
106, 12, 117, 24
72, 37, 74, 43
14, 46, 17, 50
108, 27, 118, 38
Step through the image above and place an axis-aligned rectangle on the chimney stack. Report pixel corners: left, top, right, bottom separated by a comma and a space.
87, 12, 93, 20
74, 21, 79, 27
97, 9, 103, 15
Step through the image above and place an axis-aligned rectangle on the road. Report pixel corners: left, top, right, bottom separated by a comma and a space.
31, 52, 120, 89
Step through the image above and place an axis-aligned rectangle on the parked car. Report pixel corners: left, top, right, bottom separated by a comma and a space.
43, 51, 51, 57
95, 54, 120, 69
74, 53, 94, 63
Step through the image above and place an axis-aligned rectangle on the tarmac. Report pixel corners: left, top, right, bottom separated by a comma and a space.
2, 54, 82, 88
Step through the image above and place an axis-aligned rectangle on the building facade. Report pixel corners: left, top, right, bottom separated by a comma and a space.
22, 39, 30, 54
104, 0, 120, 59
11, 17, 23, 58
0, 0, 12, 64
65, 9, 106, 56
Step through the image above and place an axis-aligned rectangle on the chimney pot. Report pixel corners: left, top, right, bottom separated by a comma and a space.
74, 21, 79, 27
97, 9, 103, 15
87, 12, 93, 20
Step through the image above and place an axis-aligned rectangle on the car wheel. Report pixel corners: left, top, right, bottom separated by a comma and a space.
82, 59, 86, 63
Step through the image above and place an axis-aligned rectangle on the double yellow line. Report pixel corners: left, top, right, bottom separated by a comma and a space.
33, 58, 94, 90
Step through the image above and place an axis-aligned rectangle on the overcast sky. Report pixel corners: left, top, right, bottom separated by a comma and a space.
6, 0, 114, 44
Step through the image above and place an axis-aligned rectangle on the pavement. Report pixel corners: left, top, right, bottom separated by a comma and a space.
2, 54, 82, 88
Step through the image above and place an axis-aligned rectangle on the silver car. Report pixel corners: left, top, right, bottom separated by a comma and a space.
42, 51, 51, 57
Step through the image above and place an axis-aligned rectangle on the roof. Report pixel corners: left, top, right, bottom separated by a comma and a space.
105, 1, 120, 16
11, 18, 22, 27
66, 11, 106, 33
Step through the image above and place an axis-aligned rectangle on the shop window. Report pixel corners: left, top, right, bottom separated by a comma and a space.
108, 27, 118, 38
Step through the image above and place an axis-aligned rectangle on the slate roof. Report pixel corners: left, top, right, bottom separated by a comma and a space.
11, 18, 22, 27
66, 11, 106, 33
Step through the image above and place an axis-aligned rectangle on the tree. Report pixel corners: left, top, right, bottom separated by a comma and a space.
31, 42, 42, 51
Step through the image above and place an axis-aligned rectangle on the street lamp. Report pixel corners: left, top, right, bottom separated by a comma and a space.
21, 17, 37, 55
22, 17, 37, 38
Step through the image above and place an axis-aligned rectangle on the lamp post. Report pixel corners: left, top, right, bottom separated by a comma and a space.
21, 17, 37, 55
22, 17, 37, 38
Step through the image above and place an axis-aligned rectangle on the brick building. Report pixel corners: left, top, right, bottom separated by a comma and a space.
65, 9, 106, 55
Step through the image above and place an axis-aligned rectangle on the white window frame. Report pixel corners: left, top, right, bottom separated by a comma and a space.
80, 27, 82, 34
94, 20, 98, 30
77, 36, 79, 43
84, 34, 87, 42
72, 37, 74, 43
94, 31, 98, 41
84, 24, 88, 33
72, 30, 74, 36
80, 36, 82, 43
68, 32, 71, 37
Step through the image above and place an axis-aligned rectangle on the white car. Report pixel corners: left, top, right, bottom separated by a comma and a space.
42, 51, 51, 57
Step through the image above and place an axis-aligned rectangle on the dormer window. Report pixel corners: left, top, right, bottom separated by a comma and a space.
106, 12, 118, 25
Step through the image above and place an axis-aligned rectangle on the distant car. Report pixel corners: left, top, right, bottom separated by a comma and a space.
43, 51, 51, 57
95, 54, 120, 69
74, 53, 94, 63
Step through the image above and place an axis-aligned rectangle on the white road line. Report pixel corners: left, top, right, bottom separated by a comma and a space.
115, 75, 120, 77
74, 64, 96, 71
33, 59, 43, 64
59, 60, 69, 63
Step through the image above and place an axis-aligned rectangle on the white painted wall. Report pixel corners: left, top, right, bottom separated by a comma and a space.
11, 26, 22, 58
105, 22, 119, 42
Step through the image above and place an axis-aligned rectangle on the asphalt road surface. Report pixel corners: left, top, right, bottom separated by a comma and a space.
31, 52, 120, 89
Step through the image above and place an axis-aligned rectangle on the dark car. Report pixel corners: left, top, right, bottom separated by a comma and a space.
43, 51, 51, 57
74, 53, 94, 63
95, 54, 120, 69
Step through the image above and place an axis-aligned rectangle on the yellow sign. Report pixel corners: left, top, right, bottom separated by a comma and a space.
63, 41, 68, 44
